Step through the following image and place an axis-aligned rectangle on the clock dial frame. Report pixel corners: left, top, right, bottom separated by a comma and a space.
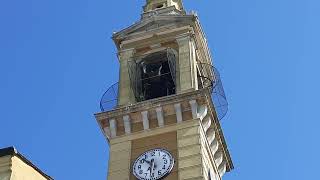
132, 148, 174, 180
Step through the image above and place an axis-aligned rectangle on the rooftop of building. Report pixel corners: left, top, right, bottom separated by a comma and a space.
0, 146, 53, 180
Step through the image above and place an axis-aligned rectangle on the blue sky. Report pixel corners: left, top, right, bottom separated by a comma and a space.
0, 0, 319, 179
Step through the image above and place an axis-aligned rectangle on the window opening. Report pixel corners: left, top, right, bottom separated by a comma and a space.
156, 4, 164, 8
153, 2, 166, 9
128, 49, 177, 102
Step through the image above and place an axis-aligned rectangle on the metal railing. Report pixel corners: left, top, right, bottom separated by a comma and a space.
100, 66, 228, 120
100, 82, 118, 112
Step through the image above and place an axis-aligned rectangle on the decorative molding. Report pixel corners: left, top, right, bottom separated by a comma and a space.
195, 101, 230, 178
214, 151, 224, 167
118, 47, 136, 65
123, 115, 131, 134
96, 89, 233, 174
141, 111, 150, 130
189, 100, 198, 119
113, 15, 195, 41
210, 139, 219, 156
95, 88, 205, 120
174, 103, 183, 123
109, 119, 200, 145
150, 43, 162, 49
206, 128, 215, 144
156, 107, 165, 127
197, 105, 208, 120
176, 33, 191, 45
103, 127, 111, 138
218, 161, 227, 177
109, 119, 117, 138
118, 48, 135, 56
202, 117, 211, 132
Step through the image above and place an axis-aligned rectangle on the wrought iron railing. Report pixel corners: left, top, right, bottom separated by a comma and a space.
100, 66, 228, 120
100, 82, 118, 112
197, 63, 228, 120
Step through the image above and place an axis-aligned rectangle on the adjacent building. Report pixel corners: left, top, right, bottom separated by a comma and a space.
0, 147, 52, 180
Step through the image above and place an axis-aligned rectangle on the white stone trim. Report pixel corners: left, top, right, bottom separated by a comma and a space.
156, 107, 165, 127
150, 43, 162, 49
174, 103, 183, 123
189, 100, 198, 119
197, 105, 208, 120
214, 151, 224, 167
218, 161, 227, 177
103, 127, 111, 138
141, 111, 150, 130
118, 48, 135, 57
206, 128, 216, 143
210, 139, 219, 155
176, 33, 191, 44
123, 115, 131, 134
202, 117, 211, 132
109, 119, 117, 138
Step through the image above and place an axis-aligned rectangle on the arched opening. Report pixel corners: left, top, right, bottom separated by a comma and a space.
156, 4, 164, 9
128, 48, 177, 102
153, 2, 166, 10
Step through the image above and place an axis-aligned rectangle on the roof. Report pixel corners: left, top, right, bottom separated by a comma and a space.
0, 146, 54, 180
112, 13, 196, 50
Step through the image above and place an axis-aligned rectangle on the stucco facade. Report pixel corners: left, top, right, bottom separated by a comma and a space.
0, 147, 52, 180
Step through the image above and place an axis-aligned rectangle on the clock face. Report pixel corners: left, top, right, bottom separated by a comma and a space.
132, 148, 174, 180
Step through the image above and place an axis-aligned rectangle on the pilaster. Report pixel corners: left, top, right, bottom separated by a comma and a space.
118, 48, 136, 106
108, 141, 132, 180
176, 35, 198, 93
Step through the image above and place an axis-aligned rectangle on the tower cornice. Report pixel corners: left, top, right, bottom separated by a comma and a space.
95, 88, 234, 174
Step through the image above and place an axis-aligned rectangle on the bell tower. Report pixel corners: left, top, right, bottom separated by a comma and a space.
95, 1, 234, 180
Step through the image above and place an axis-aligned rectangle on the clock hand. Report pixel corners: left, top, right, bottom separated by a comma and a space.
143, 159, 151, 164
150, 159, 155, 176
